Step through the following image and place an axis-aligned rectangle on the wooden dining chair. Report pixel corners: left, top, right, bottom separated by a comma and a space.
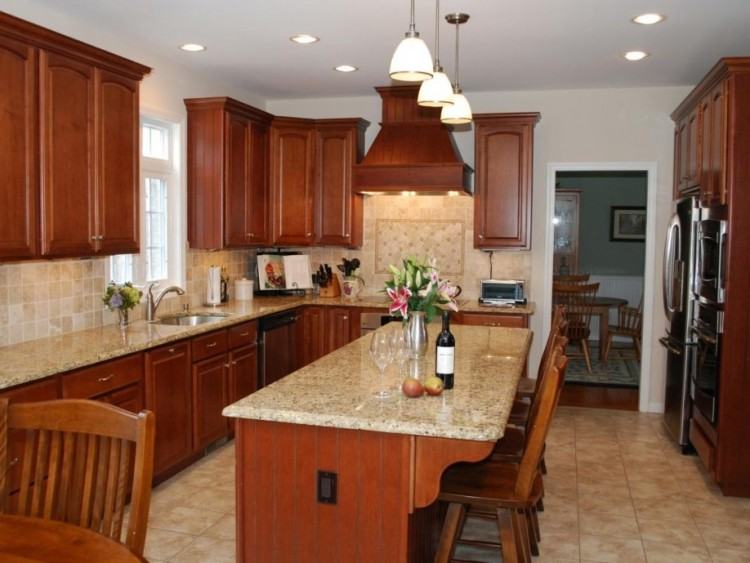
602, 299, 643, 364
0, 399, 155, 557
516, 305, 567, 400
436, 348, 569, 563
553, 273, 590, 284
553, 281, 600, 373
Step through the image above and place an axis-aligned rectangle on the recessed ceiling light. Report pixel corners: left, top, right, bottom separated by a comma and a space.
290, 34, 319, 44
624, 50, 649, 61
179, 43, 206, 52
334, 65, 358, 73
632, 13, 665, 25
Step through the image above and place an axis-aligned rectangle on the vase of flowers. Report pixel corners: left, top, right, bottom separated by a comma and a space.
384, 257, 461, 359
102, 282, 142, 329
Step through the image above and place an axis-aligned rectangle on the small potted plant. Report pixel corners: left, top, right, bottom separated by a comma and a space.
102, 282, 142, 329
337, 258, 364, 301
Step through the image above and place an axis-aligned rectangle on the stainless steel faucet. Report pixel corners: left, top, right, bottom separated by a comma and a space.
146, 282, 186, 321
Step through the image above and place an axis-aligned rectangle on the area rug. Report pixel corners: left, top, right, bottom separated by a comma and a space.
564, 344, 640, 387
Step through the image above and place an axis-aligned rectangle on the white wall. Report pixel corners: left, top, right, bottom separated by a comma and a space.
269, 85, 691, 412
0, 1, 267, 116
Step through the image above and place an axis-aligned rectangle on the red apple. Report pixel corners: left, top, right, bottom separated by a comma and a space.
401, 377, 424, 398
424, 376, 444, 396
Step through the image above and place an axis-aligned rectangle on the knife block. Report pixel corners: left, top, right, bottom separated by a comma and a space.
319, 275, 341, 298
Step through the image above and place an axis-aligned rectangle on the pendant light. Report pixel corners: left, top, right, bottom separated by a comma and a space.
389, 0, 434, 82
441, 13, 473, 125
417, 0, 454, 107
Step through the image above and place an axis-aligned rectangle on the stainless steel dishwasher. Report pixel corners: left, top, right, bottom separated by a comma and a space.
259, 311, 298, 387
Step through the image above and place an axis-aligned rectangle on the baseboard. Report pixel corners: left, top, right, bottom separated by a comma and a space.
647, 401, 664, 413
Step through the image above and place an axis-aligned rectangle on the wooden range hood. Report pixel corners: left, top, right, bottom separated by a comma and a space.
353, 86, 473, 194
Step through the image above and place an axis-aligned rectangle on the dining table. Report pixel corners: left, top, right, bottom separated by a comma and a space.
0, 514, 145, 562
590, 296, 628, 360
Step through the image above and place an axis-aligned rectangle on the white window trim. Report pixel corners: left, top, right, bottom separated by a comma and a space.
107, 108, 186, 295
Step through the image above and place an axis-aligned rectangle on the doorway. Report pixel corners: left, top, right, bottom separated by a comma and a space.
543, 163, 658, 411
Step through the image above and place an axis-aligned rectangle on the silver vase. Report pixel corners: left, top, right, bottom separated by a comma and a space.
407, 311, 428, 359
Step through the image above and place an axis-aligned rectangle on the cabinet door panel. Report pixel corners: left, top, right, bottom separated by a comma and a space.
248, 121, 270, 244
316, 128, 352, 246
474, 120, 534, 249
328, 307, 353, 352
271, 125, 315, 245
709, 83, 726, 205
97, 70, 139, 254
224, 114, 251, 247
145, 342, 193, 476
193, 354, 230, 450
39, 50, 96, 256
230, 344, 258, 403
686, 108, 701, 189
0, 36, 37, 259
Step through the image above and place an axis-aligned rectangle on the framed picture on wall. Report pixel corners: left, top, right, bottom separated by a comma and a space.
610, 206, 646, 241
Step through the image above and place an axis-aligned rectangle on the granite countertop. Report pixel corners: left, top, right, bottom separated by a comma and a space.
0, 294, 533, 391
223, 324, 532, 442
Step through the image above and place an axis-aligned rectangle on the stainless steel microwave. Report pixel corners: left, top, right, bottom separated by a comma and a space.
479, 279, 526, 305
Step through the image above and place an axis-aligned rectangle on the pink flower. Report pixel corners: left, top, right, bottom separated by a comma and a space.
387, 286, 412, 319
438, 281, 460, 311
429, 270, 439, 284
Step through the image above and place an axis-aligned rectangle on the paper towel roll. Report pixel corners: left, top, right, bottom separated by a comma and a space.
206, 266, 222, 305
235, 278, 254, 301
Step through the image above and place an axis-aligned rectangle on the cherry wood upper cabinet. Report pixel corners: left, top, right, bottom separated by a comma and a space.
700, 82, 727, 206
39, 50, 97, 257
0, 12, 150, 260
0, 35, 37, 259
473, 113, 540, 250
674, 106, 702, 197
96, 70, 140, 254
314, 119, 368, 247
185, 97, 273, 249
270, 117, 316, 246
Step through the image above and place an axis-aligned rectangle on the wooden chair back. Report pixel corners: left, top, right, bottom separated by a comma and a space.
532, 306, 567, 396
553, 282, 600, 342
514, 344, 568, 500
553, 274, 590, 284
616, 305, 642, 334
0, 399, 155, 556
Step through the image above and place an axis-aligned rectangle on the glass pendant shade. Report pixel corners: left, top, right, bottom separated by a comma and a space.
389, 36, 434, 81
440, 92, 472, 124
417, 71, 454, 107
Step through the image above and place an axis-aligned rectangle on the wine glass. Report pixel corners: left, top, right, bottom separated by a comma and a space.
391, 328, 411, 377
370, 331, 393, 399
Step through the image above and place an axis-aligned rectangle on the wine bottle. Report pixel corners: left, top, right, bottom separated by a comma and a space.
435, 310, 455, 389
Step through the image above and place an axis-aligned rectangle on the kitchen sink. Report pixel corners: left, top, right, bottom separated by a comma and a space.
154, 312, 230, 326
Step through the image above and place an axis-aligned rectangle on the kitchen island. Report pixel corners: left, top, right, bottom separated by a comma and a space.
223, 324, 531, 563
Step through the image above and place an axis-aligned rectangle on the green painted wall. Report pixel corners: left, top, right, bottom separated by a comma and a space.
556, 171, 647, 276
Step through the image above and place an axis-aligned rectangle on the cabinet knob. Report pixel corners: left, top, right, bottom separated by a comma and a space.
345, 233, 350, 237
306, 232, 312, 237
224, 363, 231, 369
91, 235, 97, 241
168, 348, 176, 353
206, 342, 217, 348
478, 234, 484, 239
343, 316, 348, 320
98, 374, 115, 383
247, 233, 254, 237
240, 332, 250, 337
10, 457, 19, 466
232, 361, 237, 366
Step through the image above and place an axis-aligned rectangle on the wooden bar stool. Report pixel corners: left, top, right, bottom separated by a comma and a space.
435, 349, 569, 563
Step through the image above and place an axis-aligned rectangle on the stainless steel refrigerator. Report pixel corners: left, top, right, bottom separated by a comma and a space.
661, 196, 698, 449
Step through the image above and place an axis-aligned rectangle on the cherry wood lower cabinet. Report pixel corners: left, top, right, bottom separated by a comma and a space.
229, 344, 258, 409
193, 354, 230, 450
235, 420, 493, 562
145, 342, 194, 477
453, 312, 529, 328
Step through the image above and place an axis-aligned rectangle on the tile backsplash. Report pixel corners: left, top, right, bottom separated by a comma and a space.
0, 195, 531, 348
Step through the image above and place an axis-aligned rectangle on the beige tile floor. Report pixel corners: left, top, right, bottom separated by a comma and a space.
141, 407, 750, 562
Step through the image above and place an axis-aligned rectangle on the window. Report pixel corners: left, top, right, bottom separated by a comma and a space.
110, 116, 184, 289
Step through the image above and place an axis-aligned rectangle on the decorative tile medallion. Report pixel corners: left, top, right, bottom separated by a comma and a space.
375, 219, 465, 276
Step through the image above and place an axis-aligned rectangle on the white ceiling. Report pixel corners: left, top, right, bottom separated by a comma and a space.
28, 0, 750, 99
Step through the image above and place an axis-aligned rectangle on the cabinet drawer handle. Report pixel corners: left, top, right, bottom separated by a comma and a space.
345, 233, 350, 237
10, 457, 19, 466
343, 316, 348, 320
206, 342, 218, 348
168, 347, 176, 353
306, 232, 312, 237
247, 232, 254, 237
98, 374, 116, 383
224, 363, 231, 369
232, 361, 237, 366
239, 332, 250, 337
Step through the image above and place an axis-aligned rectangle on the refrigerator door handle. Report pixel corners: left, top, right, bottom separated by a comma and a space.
663, 214, 680, 320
